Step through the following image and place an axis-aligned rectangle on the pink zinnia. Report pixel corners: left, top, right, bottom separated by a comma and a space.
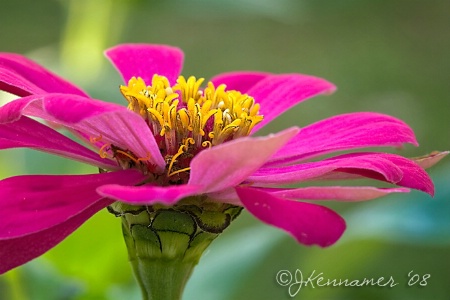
0, 44, 444, 275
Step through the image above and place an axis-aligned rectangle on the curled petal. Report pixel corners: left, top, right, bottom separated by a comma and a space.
209, 71, 271, 93
97, 183, 203, 205
262, 186, 410, 202
374, 153, 435, 195
247, 74, 336, 133
0, 53, 88, 97
268, 112, 418, 165
105, 44, 184, 85
0, 170, 145, 239
251, 153, 434, 195
252, 154, 403, 184
0, 116, 117, 169
0, 93, 120, 124
74, 110, 166, 171
236, 187, 346, 247
0, 94, 166, 170
188, 127, 299, 193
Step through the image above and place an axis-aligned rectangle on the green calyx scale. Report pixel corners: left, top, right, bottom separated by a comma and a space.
108, 196, 242, 300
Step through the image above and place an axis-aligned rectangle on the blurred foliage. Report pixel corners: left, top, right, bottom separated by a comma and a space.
1, 0, 449, 299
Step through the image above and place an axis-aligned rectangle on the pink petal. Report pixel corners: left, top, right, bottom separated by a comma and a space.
73, 110, 166, 171
0, 53, 88, 97
188, 127, 299, 193
268, 112, 418, 165
251, 153, 434, 195
0, 170, 144, 239
263, 186, 410, 201
251, 153, 403, 184
366, 153, 434, 195
0, 94, 166, 170
52, 105, 166, 171
0, 197, 111, 274
97, 183, 203, 205
209, 71, 271, 93
0, 93, 121, 124
247, 74, 336, 133
0, 116, 117, 169
207, 188, 242, 205
105, 44, 184, 85
236, 187, 346, 247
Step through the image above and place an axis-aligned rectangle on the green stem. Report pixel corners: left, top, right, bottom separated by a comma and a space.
109, 199, 242, 300
131, 258, 196, 300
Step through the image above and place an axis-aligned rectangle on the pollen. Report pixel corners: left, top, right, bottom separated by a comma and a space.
118, 74, 264, 183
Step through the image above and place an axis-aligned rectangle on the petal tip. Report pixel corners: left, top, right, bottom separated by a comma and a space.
237, 187, 347, 247
104, 43, 184, 85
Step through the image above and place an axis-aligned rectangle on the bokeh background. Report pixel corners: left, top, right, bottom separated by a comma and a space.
1, 0, 449, 299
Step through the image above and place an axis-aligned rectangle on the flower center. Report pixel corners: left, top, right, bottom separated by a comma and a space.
114, 75, 263, 184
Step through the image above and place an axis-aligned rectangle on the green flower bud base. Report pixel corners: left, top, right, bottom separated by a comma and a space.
108, 197, 242, 300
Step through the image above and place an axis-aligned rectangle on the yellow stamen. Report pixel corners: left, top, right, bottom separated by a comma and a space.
167, 145, 187, 176
178, 109, 191, 130
147, 108, 165, 132
119, 74, 264, 181
115, 150, 141, 166
183, 137, 195, 149
99, 143, 111, 158
174, 76, 204, 102
137, 152, 152, 162
202, 141, 212, 148
168, 167, 191, 178
89, 134, 103, 143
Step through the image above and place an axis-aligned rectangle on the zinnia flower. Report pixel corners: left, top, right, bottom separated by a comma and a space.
0, 44, 444, 275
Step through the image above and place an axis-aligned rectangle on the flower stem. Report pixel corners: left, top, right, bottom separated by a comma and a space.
130, 258, 195, 300
109, 198, 242, 300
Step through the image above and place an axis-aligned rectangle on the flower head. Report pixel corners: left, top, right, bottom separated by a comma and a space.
0, 44, 445, 274
116, 73, 264, 183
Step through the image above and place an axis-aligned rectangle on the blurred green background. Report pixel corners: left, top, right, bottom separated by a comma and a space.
1, 0, 449, 299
